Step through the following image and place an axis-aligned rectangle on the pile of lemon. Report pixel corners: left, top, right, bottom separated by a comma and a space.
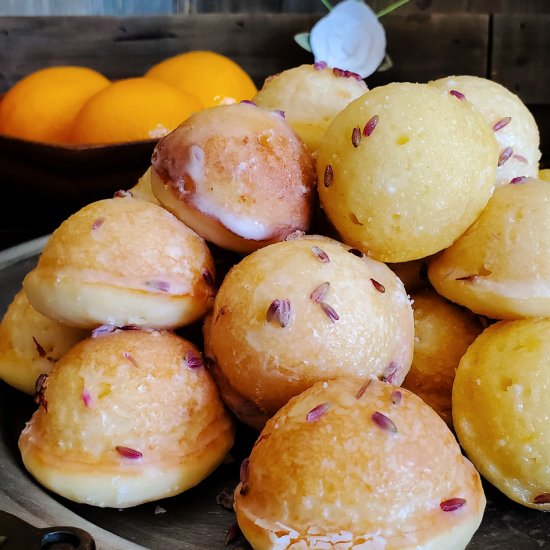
0, 51, 257, 145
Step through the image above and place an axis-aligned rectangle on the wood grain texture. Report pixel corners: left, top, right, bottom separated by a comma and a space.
0, 12, 489, 90
2, 0, 550, 15
491, 14, 549, 105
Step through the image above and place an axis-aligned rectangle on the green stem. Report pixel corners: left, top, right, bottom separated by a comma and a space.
320, 0, 333, 11
376, 0, 410, 18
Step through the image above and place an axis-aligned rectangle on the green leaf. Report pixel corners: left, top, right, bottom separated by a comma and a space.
320, 0, 333, 10
377, 53, 393, 72
294, 32, 312, 53
376, 0, 410, 18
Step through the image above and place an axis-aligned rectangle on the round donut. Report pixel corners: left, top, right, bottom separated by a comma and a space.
0, 289, 87, 394
18, 329, 234, 508
23, 195, 215, 329
234, 377, 485, 550
204, 235, 414, 429
253, 63, 368, 152
128, 167, 160, 204
429, 75, 540, 186
316, 82, 498, 262
402, 289, 484, 427
150, 102, 316, 254
453, 318, 550, 510
428, 177, 550, 319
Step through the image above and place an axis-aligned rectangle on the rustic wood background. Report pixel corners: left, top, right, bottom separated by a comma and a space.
0, 0, 548, 250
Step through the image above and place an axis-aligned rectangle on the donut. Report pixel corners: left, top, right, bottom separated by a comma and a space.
401, 289, 484, 427
453, 318, 550, 510
428, 177, 550, 319
204, 235, 414, 429
127, 167, 160, 204
234, 377, 485, 549
253, 63, 368, 152
0, 289, 87, 394
23, 195, 215, 329
429, 75, 540, 186
150, 102, 316, 254
316, 82, 498, 262
18, 329, 234, 508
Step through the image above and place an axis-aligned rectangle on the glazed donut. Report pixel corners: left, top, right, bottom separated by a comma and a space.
19, 329, 234, 508
23, 195, 215, 329
234, 377, 485, 550
430, 75, 540, 186
0, 289, 87, 394
150, 102, 316, 254
453, 318, 550, 510
253, 63, 368, 152
428, 177, 550, 319
317, 82, 498, 262
204, 235, 414, 429
402, 289, 484, 427
127, 167, 160, 204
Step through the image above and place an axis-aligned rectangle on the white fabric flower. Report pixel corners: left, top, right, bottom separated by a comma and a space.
310, 0, 386, 79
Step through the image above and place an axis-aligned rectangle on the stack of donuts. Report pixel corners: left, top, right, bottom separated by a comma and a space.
0, 62, 547, 549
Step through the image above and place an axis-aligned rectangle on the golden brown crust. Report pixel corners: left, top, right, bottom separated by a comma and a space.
402, 289, 483, 427
18, 329, 234, 507
150, 103, 316, 253
204, 235, 414, 426
428, 178, 550, 319
23, 196, 215, 328
0, 289, 87, 394
235, 378, 485, 550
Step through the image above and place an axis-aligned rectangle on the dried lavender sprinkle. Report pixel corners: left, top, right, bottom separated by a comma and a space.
82, 389, 92, 408
310, 282, 330, 303
511, 176, 527, 184
372, 411, 398, 433
534, 493, 550, 505
440, 498, 466, 511
91, 324, 118, 338
513, 153, 528, 163
202, 269, 215, 287
391, 390, 402, 405
116, 446, 143, 459
122, 352, 139, 368
352, 126, 361, 147
32, 337, 46, 358
266, 298, 293, 327
91, 218, 104, 231
274, 109, 285, 118
348, 248, 364, 258
314, 61, 328, 70
320, 302, 339, 323
380, 361, 399, 384
333, 67, 362, 80
306, 402, 330, 422
455, 274, 479, 282
498, 147, 514, 167
186, 351, 204, 369
449, 90, 465, 100
145, 280, 170, 292
355, 379, 372, 399
114, 189, 133, 198
311, 245, 330, 263
492, 116, 511, 132
240, 100, 256, 106
324, 164, 334, 187
363, 115, 379, 137
371, 278, 385, 293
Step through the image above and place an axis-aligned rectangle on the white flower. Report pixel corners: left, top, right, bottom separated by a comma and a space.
309, 0, 386, 79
